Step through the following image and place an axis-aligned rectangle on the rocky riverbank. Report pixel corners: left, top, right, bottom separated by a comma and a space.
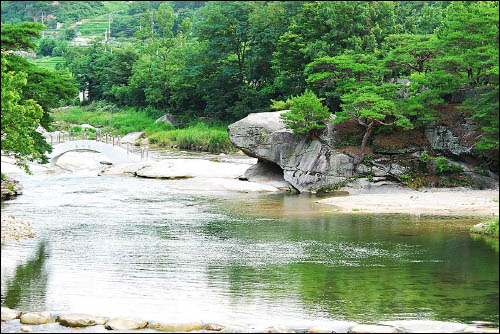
1, 175, 23, 201
1, 307, 498, 333
227, 109, 499, 193
1, 215, 35, 243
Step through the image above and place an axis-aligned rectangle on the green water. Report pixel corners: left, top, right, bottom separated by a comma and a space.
1, 170, 498, 326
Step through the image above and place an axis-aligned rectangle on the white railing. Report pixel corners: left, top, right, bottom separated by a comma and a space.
48, 130, 149, 160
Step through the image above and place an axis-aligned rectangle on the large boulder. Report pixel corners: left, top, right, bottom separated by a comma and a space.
228, 111, 355, 192
1, 307, 21, 321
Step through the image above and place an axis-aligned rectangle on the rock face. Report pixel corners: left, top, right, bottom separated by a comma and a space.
228, 110, 499, 193
155, 113, 179, 127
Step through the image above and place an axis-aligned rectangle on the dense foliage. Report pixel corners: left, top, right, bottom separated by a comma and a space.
2, 1, 498, 162
1, 21, 78, 171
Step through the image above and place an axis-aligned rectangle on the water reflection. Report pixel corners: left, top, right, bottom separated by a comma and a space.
2, 241, 49, 310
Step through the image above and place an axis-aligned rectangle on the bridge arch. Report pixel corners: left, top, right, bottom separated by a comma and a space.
49, 140, 141, 166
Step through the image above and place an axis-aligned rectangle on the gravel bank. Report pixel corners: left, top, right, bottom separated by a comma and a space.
1, 215, 35, 243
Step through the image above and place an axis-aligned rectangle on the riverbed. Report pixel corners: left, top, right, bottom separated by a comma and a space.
1, 151, 498, 328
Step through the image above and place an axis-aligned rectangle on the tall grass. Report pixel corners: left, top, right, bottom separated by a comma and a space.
53, 106, 235, 153
148, 122, 234, 153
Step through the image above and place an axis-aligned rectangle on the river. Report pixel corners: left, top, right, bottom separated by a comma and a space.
1, 151, 498, 328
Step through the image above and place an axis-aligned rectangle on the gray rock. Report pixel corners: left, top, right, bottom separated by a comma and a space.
155, 113, 179, 127
379, 320, 468, 333
20, 312, 50, 325
57, 313, 107, 327
1, 307, 21, 321
120, 132, 146, 145
105, 317, 147, 330
425, 126, 471, 156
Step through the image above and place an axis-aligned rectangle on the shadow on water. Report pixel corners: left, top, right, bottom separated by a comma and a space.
2, 241, 49, 310
470, 233, 499, 253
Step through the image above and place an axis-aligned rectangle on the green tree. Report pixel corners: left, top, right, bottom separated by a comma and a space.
1, 53, 44, 173
337, 83, 412, 161
274, 89, 331, 136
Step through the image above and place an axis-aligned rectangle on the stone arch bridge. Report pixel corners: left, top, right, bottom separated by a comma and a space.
49, 140, 141, 166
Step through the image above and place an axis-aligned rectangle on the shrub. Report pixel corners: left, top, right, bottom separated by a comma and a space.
276, 90, 331, 136
1, 172, 6, 181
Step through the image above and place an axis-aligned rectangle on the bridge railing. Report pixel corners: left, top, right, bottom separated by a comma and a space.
48, 130, 149, 160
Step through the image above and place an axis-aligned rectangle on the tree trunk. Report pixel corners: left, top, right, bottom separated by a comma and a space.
359, 120, 374, 163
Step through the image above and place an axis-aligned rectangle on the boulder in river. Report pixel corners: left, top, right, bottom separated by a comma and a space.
104, 317, 147, 330
19, 312, 50, 325
57, 313, 108, 327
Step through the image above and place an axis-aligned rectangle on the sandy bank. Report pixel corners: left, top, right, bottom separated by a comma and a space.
316, 189, 499, 216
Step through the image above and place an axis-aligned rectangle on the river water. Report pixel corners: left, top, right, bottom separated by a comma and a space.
1, 152, 498, 327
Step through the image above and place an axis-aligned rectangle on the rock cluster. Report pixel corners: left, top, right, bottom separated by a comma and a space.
2, 307, 498, 333
1, 215, 35, 243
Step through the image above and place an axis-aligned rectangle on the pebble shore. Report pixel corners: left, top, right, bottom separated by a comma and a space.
1, 215, 35, 243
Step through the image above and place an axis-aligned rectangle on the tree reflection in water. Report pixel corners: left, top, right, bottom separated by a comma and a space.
2, 241, 49, 310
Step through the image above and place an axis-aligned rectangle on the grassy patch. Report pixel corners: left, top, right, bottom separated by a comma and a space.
30, 56, 65, 70
1, 173, 6, 181
470, 217, 499, 238
148, 122, 234, 153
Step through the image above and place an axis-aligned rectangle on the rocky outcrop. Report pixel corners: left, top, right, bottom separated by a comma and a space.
1, 176, 23, 201
228, 110, 498, 193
